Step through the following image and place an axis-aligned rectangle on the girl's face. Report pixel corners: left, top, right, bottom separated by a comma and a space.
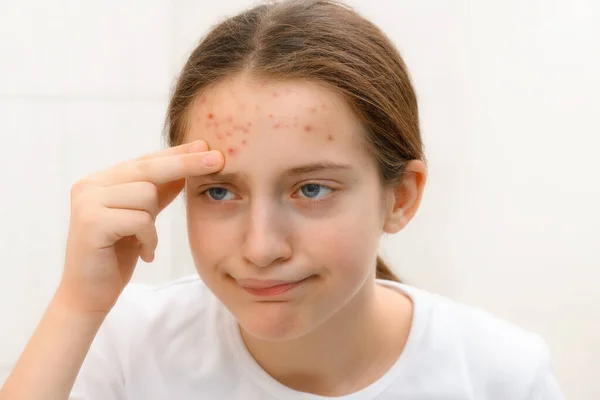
184, 73, 393, 341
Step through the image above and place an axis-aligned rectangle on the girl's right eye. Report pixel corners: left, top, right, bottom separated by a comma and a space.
202, 187, 235, 201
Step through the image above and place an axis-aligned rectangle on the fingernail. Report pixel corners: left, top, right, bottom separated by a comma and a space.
188, 140, 207, 153
203, 151, 221, 167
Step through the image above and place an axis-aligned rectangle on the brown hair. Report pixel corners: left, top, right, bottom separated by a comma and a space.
165, 0, 426, 283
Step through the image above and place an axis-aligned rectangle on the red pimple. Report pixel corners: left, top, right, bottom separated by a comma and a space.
321, 104, 327, 110
226, 131, 233, 137
227, 147, 237, 155
304, 125, 313, 132
216, 133, 224, 140
268, 114, 273, 118
227, 116, 233, 123
242, 140, 247, 145
273, 123, 282, 129
208, 113, 214, 119
200, 96, 207, 104
328, 135, 334, 141
247, 122, 252, 127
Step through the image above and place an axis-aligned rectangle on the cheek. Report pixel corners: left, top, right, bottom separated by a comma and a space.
186, 203, 238, 268
304, 210, 382, 277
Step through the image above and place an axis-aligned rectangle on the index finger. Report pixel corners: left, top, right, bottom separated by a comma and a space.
99, 150, 224, 187
135, 140, 209, 161
85, 140, 211, 185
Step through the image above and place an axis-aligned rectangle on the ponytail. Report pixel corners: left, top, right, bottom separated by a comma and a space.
375, 255, 401, 283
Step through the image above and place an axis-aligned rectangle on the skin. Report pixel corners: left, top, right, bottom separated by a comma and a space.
0, 141, 225, 399
184, 72, 427, 395
0, 73, 426, 399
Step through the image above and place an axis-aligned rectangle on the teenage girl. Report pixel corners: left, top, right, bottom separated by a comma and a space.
0, 1, 564, 399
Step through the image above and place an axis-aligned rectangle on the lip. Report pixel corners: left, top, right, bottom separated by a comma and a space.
237, 279, 302, 289
237, 277, 311, 297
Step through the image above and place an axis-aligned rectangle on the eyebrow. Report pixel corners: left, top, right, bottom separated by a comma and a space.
200, 162, 353, 183
284, 162, 353, 176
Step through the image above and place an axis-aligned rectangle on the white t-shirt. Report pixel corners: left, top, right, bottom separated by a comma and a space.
71, 276, 564, 399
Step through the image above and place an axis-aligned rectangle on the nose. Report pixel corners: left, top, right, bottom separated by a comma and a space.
242, 201, 292, 268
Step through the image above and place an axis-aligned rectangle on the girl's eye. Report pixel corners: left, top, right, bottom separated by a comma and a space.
205, 187, 235, 201
296, 184, 333, 200
200, 184, 335, 202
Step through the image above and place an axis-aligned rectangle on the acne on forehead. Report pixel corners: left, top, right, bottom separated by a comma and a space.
191, 86, 339, 156
227, 147, 238, 155
200, 115, 335, 157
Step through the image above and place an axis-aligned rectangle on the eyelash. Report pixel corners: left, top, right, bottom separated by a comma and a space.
197, 183, 338, 204
294, 184, 337, 203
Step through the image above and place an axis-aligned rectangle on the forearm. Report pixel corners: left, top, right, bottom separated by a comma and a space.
0, 290, 107, 400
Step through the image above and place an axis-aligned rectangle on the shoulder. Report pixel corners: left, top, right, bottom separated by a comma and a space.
417, 285, 545, 355
117, 274, 213, 314
97, 275, 223, 351
440, 294, 552, 398
387, 281, 554, 399
75, 276, 234, 397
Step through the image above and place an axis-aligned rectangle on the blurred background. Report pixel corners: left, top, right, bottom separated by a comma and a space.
0, 0, 598, 398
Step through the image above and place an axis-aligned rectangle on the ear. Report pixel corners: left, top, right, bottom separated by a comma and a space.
382, 160, 427, 234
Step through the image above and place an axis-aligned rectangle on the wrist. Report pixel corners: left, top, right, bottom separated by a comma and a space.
52, 283, 112, 321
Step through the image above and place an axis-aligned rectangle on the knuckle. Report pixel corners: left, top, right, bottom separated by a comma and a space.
141, 181, 159, 199
70, 195, 87, 216
137, 211, 154, 227
138, 182, 159, 214
71, 187, 97, 211
135, 213, 157, 243
71, 190, 102, 226
71, 177, 102, 199
70, 179, 89, 199
134, 159, 151, 177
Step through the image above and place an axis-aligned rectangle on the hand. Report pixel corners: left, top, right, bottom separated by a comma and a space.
57, 140, 223, 314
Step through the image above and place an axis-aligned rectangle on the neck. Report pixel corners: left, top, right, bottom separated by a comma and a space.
239, 276, 413, 396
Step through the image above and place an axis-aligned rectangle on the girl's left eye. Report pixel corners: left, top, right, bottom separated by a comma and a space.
295, 184, 333, 201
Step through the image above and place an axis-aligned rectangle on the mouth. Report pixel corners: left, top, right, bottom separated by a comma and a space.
236, 276, 312, 297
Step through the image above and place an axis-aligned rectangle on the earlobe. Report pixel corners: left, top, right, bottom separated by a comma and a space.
382, 160, 427, 234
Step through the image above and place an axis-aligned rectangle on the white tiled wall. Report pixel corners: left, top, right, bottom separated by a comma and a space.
1, 1, 599, 398
0, 0, 184, 377
0, 1, 172, 96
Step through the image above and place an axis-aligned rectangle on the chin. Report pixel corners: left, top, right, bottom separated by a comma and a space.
235, 302, 317, 342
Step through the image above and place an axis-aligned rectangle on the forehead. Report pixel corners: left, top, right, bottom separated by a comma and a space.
184, 74, 372, 171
